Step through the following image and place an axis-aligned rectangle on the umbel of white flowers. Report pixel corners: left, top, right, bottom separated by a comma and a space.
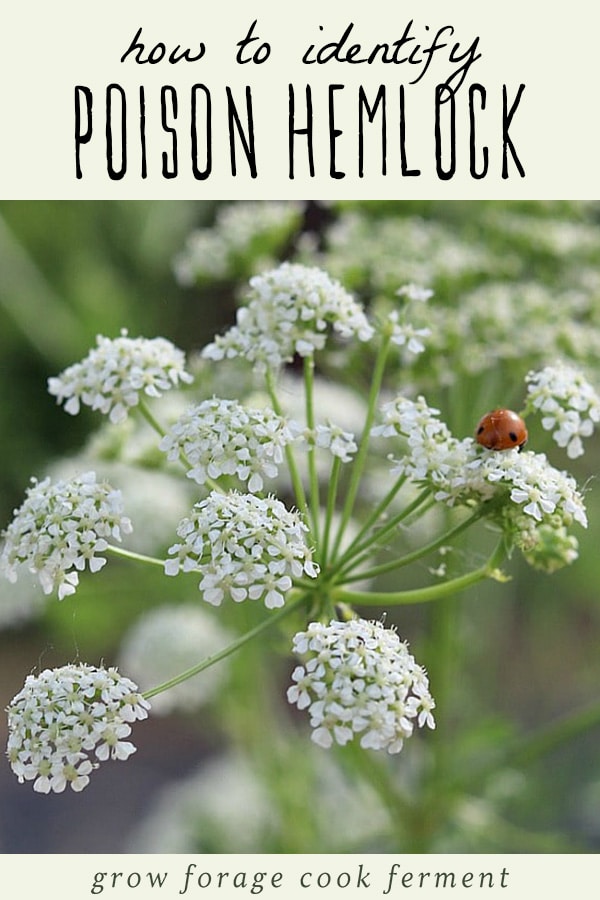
287, 618, 436, 754
2, 262, 598, 794
6, 664, 150, 793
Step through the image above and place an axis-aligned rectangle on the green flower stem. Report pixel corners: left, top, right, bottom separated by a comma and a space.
330, 539, 507, 606
137, 398, 167, 438
303, 356, 321, 546
143, 590, 308, 700
105, 544, 166, 569
330, 473, 407, 567
330, 330, 392, 561
509, 702, 600, 767
330, 487, 432, 580
265, 367, 309, 525
341, 508, 484, 584
335, 741, 415, 837
426, 584, 459, 812
319, 455, 342, 570
455, 701, 600, 796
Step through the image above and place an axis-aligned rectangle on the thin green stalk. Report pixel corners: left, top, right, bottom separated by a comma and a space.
330, 331, 392, 560
331, 539, 507, 606
335, 741, 416, 837
330, 487, 432, 579
451, 700, 600, 796
138, 398, 167, 438
508, 702, 600, 767
143, 591, 308, 700
426, 585, 459, 809
105, 544, 166, 569
348, 474, 408, 544
265, 367, 309, 524
319, 455, 342, 570
327, 474, 407, 572
341, 508, 484, 584
303, 356, 321, 546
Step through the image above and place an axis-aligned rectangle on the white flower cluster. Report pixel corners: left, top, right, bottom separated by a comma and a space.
6, 664, 150, 793
159, 397, 299, 492
202, 263, 374, 372
165, 491, 319, 608
525, 362, 600, 458
372, 395, 473, 488
374, 395, 587, 523
373, 396, 588, 569
0, 471, 132, 600
288, 618, 435, 754
48, 330, 193, 424
474, 450, 588, 527
119, 605, 232, 715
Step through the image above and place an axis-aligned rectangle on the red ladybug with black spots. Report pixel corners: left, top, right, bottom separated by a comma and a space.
475, 409, 528, 451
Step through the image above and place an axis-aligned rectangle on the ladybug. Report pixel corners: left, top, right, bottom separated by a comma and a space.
475, 409, 528, 451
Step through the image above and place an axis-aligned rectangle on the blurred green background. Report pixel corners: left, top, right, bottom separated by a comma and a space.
0, 200, 599, 853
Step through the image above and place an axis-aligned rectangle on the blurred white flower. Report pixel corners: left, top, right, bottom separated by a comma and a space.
276, 372, 368, 437
126, 749, 389, 852
173, 201, 303, 284
118, 605, 232, 715
0, 552, 47, 628
388, 314, 431, 357
395, 284, 434, 303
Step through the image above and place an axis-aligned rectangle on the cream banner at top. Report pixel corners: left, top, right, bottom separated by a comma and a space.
1, 0, 598, 198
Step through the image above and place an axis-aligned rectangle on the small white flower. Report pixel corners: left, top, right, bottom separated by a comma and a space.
202, 263, 374, 372
159, 397, 299, 491
287, 618, 435, 754
6, 664, 150, 793
312, 423, 358, 463
48, 331, 193, 424
387, 311, 431, 357
165, 491, 318, 608
393, 324, 430, 356
0, 472, 132, 599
